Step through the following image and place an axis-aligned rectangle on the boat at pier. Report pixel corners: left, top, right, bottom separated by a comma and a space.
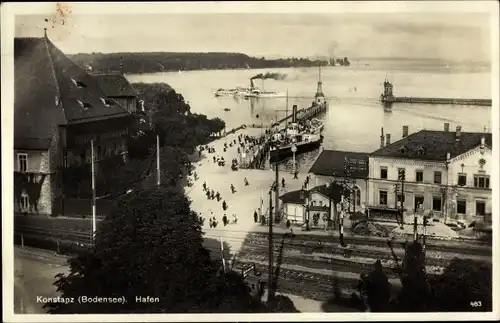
269, 129, 323, 162
269, 122, 323, 162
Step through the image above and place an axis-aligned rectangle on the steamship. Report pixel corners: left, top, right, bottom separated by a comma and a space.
269, 123, 323, 162
268, 66, 327, 164
244, 89, 287, 99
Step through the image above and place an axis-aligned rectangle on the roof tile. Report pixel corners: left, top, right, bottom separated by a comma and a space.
370, 130, 492, 161
14, 36, 132, 148
308, 150, 370, 178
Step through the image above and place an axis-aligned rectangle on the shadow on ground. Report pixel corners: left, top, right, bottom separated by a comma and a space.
321, 275, 364, 312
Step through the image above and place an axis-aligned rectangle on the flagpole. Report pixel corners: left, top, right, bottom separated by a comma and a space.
220, 236, 226, 273
156, 135, 160, 187
91, 140, 96, 243
285, 89, 289, 127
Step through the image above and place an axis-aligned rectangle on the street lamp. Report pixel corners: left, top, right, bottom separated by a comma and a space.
291, 144, 297, 175
300, 188, 310, 231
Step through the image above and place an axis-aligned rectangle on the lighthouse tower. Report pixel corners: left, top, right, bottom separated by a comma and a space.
314, 66, 326, 106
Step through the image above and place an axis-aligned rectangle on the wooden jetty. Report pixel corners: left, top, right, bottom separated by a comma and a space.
380, 80, 492, 107
239, 66, 329, 170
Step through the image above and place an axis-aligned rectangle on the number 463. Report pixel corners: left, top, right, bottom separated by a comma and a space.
470, 301, 482, 307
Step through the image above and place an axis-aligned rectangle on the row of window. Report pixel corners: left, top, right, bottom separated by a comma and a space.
378, 190, 487, 215
74, 130, 128, 146
310, 188, 362, 207
17, 144, 124, 171
379, 167, 490, 188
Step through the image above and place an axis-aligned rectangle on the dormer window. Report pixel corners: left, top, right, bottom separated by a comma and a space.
100, 97, 114, 106
70, 78, 86, 88
400, 145, 408, 154
77, 100, 92, 110
417, 146, 426, 156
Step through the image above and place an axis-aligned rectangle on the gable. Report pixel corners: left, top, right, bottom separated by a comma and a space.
45, 38, 131, 123
370, 130, 492, 161
14, 38, 66, 143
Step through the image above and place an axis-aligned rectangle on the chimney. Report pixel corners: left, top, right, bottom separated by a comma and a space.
446, 152, 451, 161
455, 126, 462, 141
380, 127, 385, 148
386, 133, 391, 146
444, 122, 450, 132
481, 137, 485, 146
402, 125, 409, 138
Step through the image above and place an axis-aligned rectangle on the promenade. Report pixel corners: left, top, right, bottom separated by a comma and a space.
186, 127, 308, 254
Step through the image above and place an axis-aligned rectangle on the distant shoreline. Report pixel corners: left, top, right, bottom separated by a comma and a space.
69, 52, 350, 75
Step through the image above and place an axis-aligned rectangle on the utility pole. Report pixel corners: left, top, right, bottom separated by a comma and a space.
268, 181, 274, 305
156, 135, 161, 187
398, 169, 413, 239
274, 162, 280, 224
340, 195, 345, 247
91, 140, 96, 244
220, 236, 226, 273
285, 89, 289, 127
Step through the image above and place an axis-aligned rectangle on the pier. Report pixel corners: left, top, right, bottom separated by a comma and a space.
380, 80, 492, 107
239, 67, 329, 170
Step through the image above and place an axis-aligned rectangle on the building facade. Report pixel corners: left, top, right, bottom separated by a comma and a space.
368, 124, 492, 222
308, 150, 370, 214
14, 32, 133, 215
279, 185, 338, 227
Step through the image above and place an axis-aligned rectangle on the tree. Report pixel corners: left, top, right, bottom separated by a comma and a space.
430, 258, 492, 312
394, 242, 431, 311
44, 187, 260, 313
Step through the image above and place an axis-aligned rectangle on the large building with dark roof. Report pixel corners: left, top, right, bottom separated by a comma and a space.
308, 149, 370, 214
368, 124, 492, 222
92, 73, 139, 114
14, 31, 133, 215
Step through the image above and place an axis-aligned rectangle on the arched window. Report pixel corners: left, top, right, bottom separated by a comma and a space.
352, 187, 361, 206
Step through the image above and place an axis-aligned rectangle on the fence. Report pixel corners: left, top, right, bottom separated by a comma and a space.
55, 198, 115, 218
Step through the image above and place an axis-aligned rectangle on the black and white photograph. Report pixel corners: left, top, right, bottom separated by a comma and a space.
2, 1, 499, 321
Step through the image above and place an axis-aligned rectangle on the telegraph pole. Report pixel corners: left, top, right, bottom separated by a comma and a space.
399, 169, 406, 231
156, 135, 161, 187
274, 162, 280, 224
91, 140, 96, 244
268, 180, 274, 304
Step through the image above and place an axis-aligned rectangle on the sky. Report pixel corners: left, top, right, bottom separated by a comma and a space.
14, 11, 492, 62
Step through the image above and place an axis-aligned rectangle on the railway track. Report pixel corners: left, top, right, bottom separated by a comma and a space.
234, 236, 492, 262
243, 232, 492, 256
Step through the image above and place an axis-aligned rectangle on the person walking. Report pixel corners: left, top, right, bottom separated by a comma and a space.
209, 218, 213, 228
281, 177, 286, 189
253, 210, 258, 223
212, 216, 218, 228
203, 182, 207, 191
222, 200, 228, 211
211, 189, 215, 200
216, 191, 221, 201
232, 213, 238, 224
222, 214, 228, 226
244, 177, 249, 186
294, 169, 299, 179
230, 184, 236, 194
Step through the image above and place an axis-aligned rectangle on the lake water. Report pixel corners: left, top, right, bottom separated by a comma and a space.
126, 62, 492, 170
